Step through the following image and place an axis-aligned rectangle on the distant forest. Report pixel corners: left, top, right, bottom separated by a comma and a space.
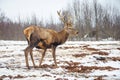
0, 0, 120, 41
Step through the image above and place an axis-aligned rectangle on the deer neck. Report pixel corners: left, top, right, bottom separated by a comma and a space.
57, 29, 69, 44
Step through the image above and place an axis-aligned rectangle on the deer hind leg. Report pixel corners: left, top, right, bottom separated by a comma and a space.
24, 35, 40, 69
52, 45, 57, 67
24, 46, 33, 69
30, 49, 36, 68
39, 48, 47, 67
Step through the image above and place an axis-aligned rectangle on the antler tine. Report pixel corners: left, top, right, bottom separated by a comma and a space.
57, 10, 61, 16
67, 15, 72, 23
67, 16, 72, 23
57, 10, 65, 23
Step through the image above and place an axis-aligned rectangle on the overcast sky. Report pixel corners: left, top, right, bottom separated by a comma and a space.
0, 0, 120, 22
0, 0, 73, 22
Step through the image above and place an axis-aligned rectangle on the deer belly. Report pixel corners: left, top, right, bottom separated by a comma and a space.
36, 42, 51, 49
36, 42, 45, 49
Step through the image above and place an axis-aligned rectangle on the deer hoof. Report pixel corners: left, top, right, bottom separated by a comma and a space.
34, 66, 39, 68
39, 65, 42, 68
27, 66, 31, 69
54, 65, 58, 68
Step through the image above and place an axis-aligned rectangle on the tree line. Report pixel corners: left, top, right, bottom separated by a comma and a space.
0, 0, 120, 41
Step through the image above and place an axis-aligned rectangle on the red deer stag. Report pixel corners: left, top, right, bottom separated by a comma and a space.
23, 11, 78, 69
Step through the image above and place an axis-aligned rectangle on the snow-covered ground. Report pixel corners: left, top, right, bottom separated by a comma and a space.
0, 40, 120, 80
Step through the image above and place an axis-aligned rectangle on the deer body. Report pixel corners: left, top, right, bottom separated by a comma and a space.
24, 25, 69, 47
24, 11, 78, 69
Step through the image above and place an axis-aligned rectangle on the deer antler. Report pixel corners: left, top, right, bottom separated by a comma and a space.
57, 10, 65, 23
57, 10, 73, 28
67, 16, 72, 24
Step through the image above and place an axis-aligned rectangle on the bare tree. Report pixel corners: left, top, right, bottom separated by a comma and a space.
82, 0, 93, 35
93, 0, 99, 40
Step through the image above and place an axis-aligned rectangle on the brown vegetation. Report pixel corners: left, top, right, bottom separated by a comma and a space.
72, 53, 87, 57
85, 47, 99, 51
62, 65, 118, 73
92, 51, 109, 55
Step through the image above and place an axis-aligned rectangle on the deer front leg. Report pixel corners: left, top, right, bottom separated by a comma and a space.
52, 45, 57, 67
39, 48, 47, 67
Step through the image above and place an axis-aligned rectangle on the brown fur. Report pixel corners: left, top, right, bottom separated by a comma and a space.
23, 11, 78, 69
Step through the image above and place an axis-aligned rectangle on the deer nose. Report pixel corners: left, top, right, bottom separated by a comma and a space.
76, 31, 79, 34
